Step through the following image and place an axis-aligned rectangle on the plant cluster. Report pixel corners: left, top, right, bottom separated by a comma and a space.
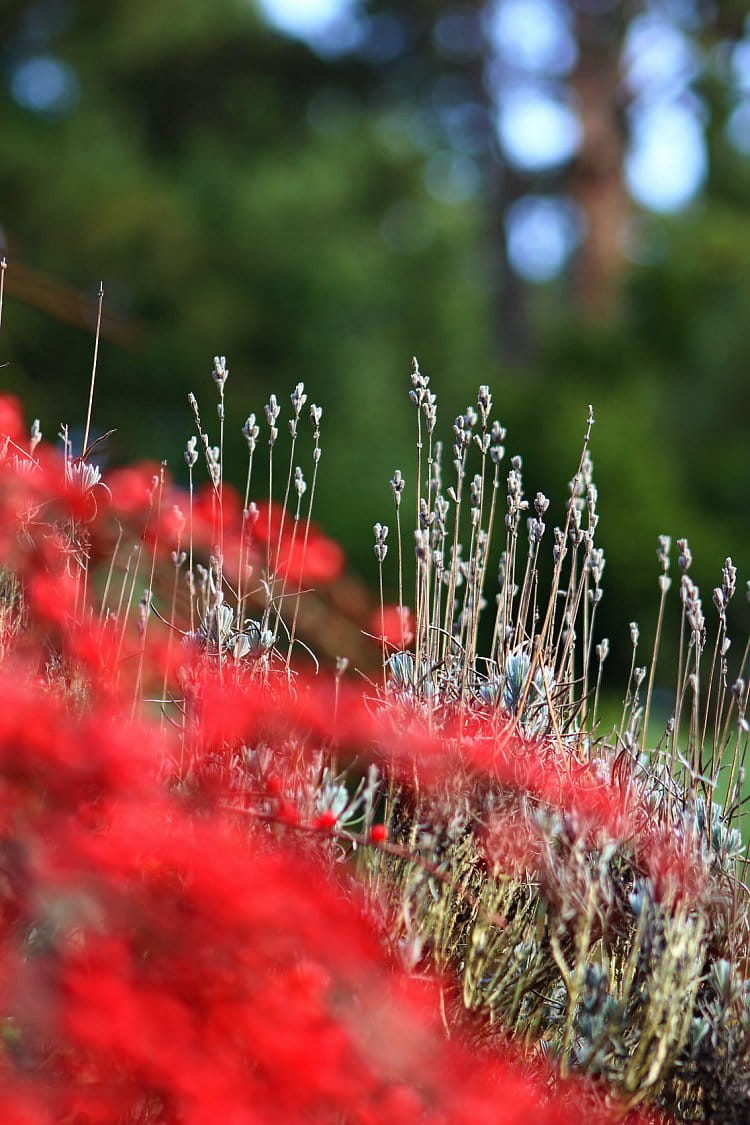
369, 364, 750, 1123
0, 309, 747, 1122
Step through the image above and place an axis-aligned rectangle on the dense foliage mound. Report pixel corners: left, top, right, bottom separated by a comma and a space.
0, 354, 747, 1123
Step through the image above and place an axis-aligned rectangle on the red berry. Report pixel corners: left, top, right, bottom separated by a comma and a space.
370, 824, 388, 844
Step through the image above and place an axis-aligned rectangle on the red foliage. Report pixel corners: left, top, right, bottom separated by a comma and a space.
106, 462, 161, 517
253, 501, 345, 584
0, 434, 669, 1123
0, 394, 24, 442
194, 673, 629, 831
26, 569, 79, 625
0, 680, 636, 1124
369, 604, 414, 648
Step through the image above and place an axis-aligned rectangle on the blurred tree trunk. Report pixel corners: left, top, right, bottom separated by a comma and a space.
568, 3, 629, 319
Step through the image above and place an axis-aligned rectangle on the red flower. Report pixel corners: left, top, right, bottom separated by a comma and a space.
106, 463, 161, 517
27, 570, 78, 625
370, 604, 414, 648
252, 502, 345, 585
0, 395, 24, 443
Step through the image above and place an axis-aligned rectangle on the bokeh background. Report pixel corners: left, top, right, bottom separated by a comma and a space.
2, 0, 750, 684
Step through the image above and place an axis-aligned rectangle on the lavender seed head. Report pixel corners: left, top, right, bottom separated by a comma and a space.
242, 416, 259, 454
373, 523, 389, 563
291, 382, 307, 416
265, 395, 280, 428
211, 355, 228, 392
184, 436, 199, 469
490, 420, 506, 464
677, 538, 692, 572
477, 385, 492, 425
390, 469, 405, 508
657, 535, 671, 572
293, 467, 307, 500
722, 557, 737, 604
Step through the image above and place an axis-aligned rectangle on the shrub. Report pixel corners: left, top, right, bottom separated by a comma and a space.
0, 343, 747, 1122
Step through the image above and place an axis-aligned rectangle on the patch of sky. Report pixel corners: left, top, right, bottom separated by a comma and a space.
485, 0, 577, 77
505, 195, 584, 283
625, 100, 707, 212
10, 54, 79, 114
732, 35, 750, 95
496, 84, 582, 172
623, 12, 702, 100
256, 0, 363, 57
